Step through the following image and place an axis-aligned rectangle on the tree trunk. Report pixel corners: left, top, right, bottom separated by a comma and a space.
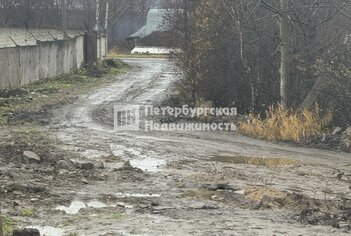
104, 0, 109, 54
61, 0, 68, 37
299, 76, 331, 110
279, 0, 290, 107
95, 0, 101, 31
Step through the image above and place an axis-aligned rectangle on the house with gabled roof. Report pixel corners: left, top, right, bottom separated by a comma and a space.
126, 8, 178, 54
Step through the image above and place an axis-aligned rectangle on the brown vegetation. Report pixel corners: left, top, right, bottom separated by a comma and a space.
240, 105, 332, 143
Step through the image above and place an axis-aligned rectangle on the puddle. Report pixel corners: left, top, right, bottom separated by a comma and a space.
80, 149, 106, 159
108, 144, 166, 172
212, 155, 300, 167
125, 148, 144, 157
109, 145, 145, 158
129, 158, 166, 172
115, 193, 161, 198
104, 158, 166, 172
28, 226, 64, 236
182, 190, 218, 200
87, 200, 108, 208
56, 200, 110, 214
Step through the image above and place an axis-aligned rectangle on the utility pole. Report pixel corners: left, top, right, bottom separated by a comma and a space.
104, 0, 109, 56
104, 0, 109, 31
95, 0, 101, 32
61, 0, 68, 38
279, 0, 290, 108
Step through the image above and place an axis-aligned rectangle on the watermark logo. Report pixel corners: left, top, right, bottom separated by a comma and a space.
114, 105, 140, 131
114, 105, 238, 132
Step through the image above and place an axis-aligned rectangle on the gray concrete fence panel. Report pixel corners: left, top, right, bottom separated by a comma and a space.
0, 34, 104, 88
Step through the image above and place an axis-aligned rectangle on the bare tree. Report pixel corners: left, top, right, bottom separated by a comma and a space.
165, 0, 351, 124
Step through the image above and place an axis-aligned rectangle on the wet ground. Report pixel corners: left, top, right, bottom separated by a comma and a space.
3, 58, 351, 235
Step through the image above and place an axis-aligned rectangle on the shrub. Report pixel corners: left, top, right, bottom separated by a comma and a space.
240, 104, 332, 143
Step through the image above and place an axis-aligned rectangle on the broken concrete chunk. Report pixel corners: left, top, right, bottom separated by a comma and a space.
57, 157, 76, 170
81, 178, 89, 184
57, 160, 70, 170
23, 151, 41, 162
202, 183, 237, 191
12, 228, 40, 236
95, 161, 105, 169
123, 161, 132, 168
81, 162, 94, 170
63, 156, 77, 169
114, 161, 143, 173
151, 200, 160, 207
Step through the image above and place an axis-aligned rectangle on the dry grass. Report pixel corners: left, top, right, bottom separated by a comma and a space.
240, 104, 332, 143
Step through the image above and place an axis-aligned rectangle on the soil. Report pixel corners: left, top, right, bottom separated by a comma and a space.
0, 58, 351, 236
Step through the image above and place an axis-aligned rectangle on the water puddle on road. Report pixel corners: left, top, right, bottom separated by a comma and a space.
104, 158, 166, 172
115, 193, 161, 198
28, 226, 64, 236
212, 155, 300, 167
56, 200, 111, 214
129, 158, 166, 172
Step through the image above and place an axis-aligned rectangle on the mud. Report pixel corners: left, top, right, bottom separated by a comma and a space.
1, 58, 351, 235
212, 155, 301, 167
9, 102, 68, 125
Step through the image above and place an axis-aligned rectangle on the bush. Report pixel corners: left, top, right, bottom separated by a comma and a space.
240, 104, 332, 143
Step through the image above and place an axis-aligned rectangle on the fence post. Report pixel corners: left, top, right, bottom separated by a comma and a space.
0, 203, 4, 236
84, 31, 98, 65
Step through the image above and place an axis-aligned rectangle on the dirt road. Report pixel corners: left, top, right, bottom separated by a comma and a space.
31, 58, 351, 235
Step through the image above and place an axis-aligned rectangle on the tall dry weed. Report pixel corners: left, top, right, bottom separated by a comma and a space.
240, 104, 332, 143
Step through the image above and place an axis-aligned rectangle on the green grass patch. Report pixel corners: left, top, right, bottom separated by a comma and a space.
0, 59, 129, 126
2, 215, 17, 235
111, 212, 123, 220
21, 207, 36, 217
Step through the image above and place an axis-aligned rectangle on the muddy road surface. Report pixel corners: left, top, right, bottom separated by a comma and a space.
26, 58, 351, 235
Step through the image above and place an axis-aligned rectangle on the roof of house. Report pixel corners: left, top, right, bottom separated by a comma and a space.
127, 9, 169, 40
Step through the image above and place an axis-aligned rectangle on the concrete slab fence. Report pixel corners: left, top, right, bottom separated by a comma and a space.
0, 33, 107, 88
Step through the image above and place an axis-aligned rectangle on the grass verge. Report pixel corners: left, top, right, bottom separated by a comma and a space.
240, 104, 332, 143
0, 59, 129, 126
1, 215, 16, 235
